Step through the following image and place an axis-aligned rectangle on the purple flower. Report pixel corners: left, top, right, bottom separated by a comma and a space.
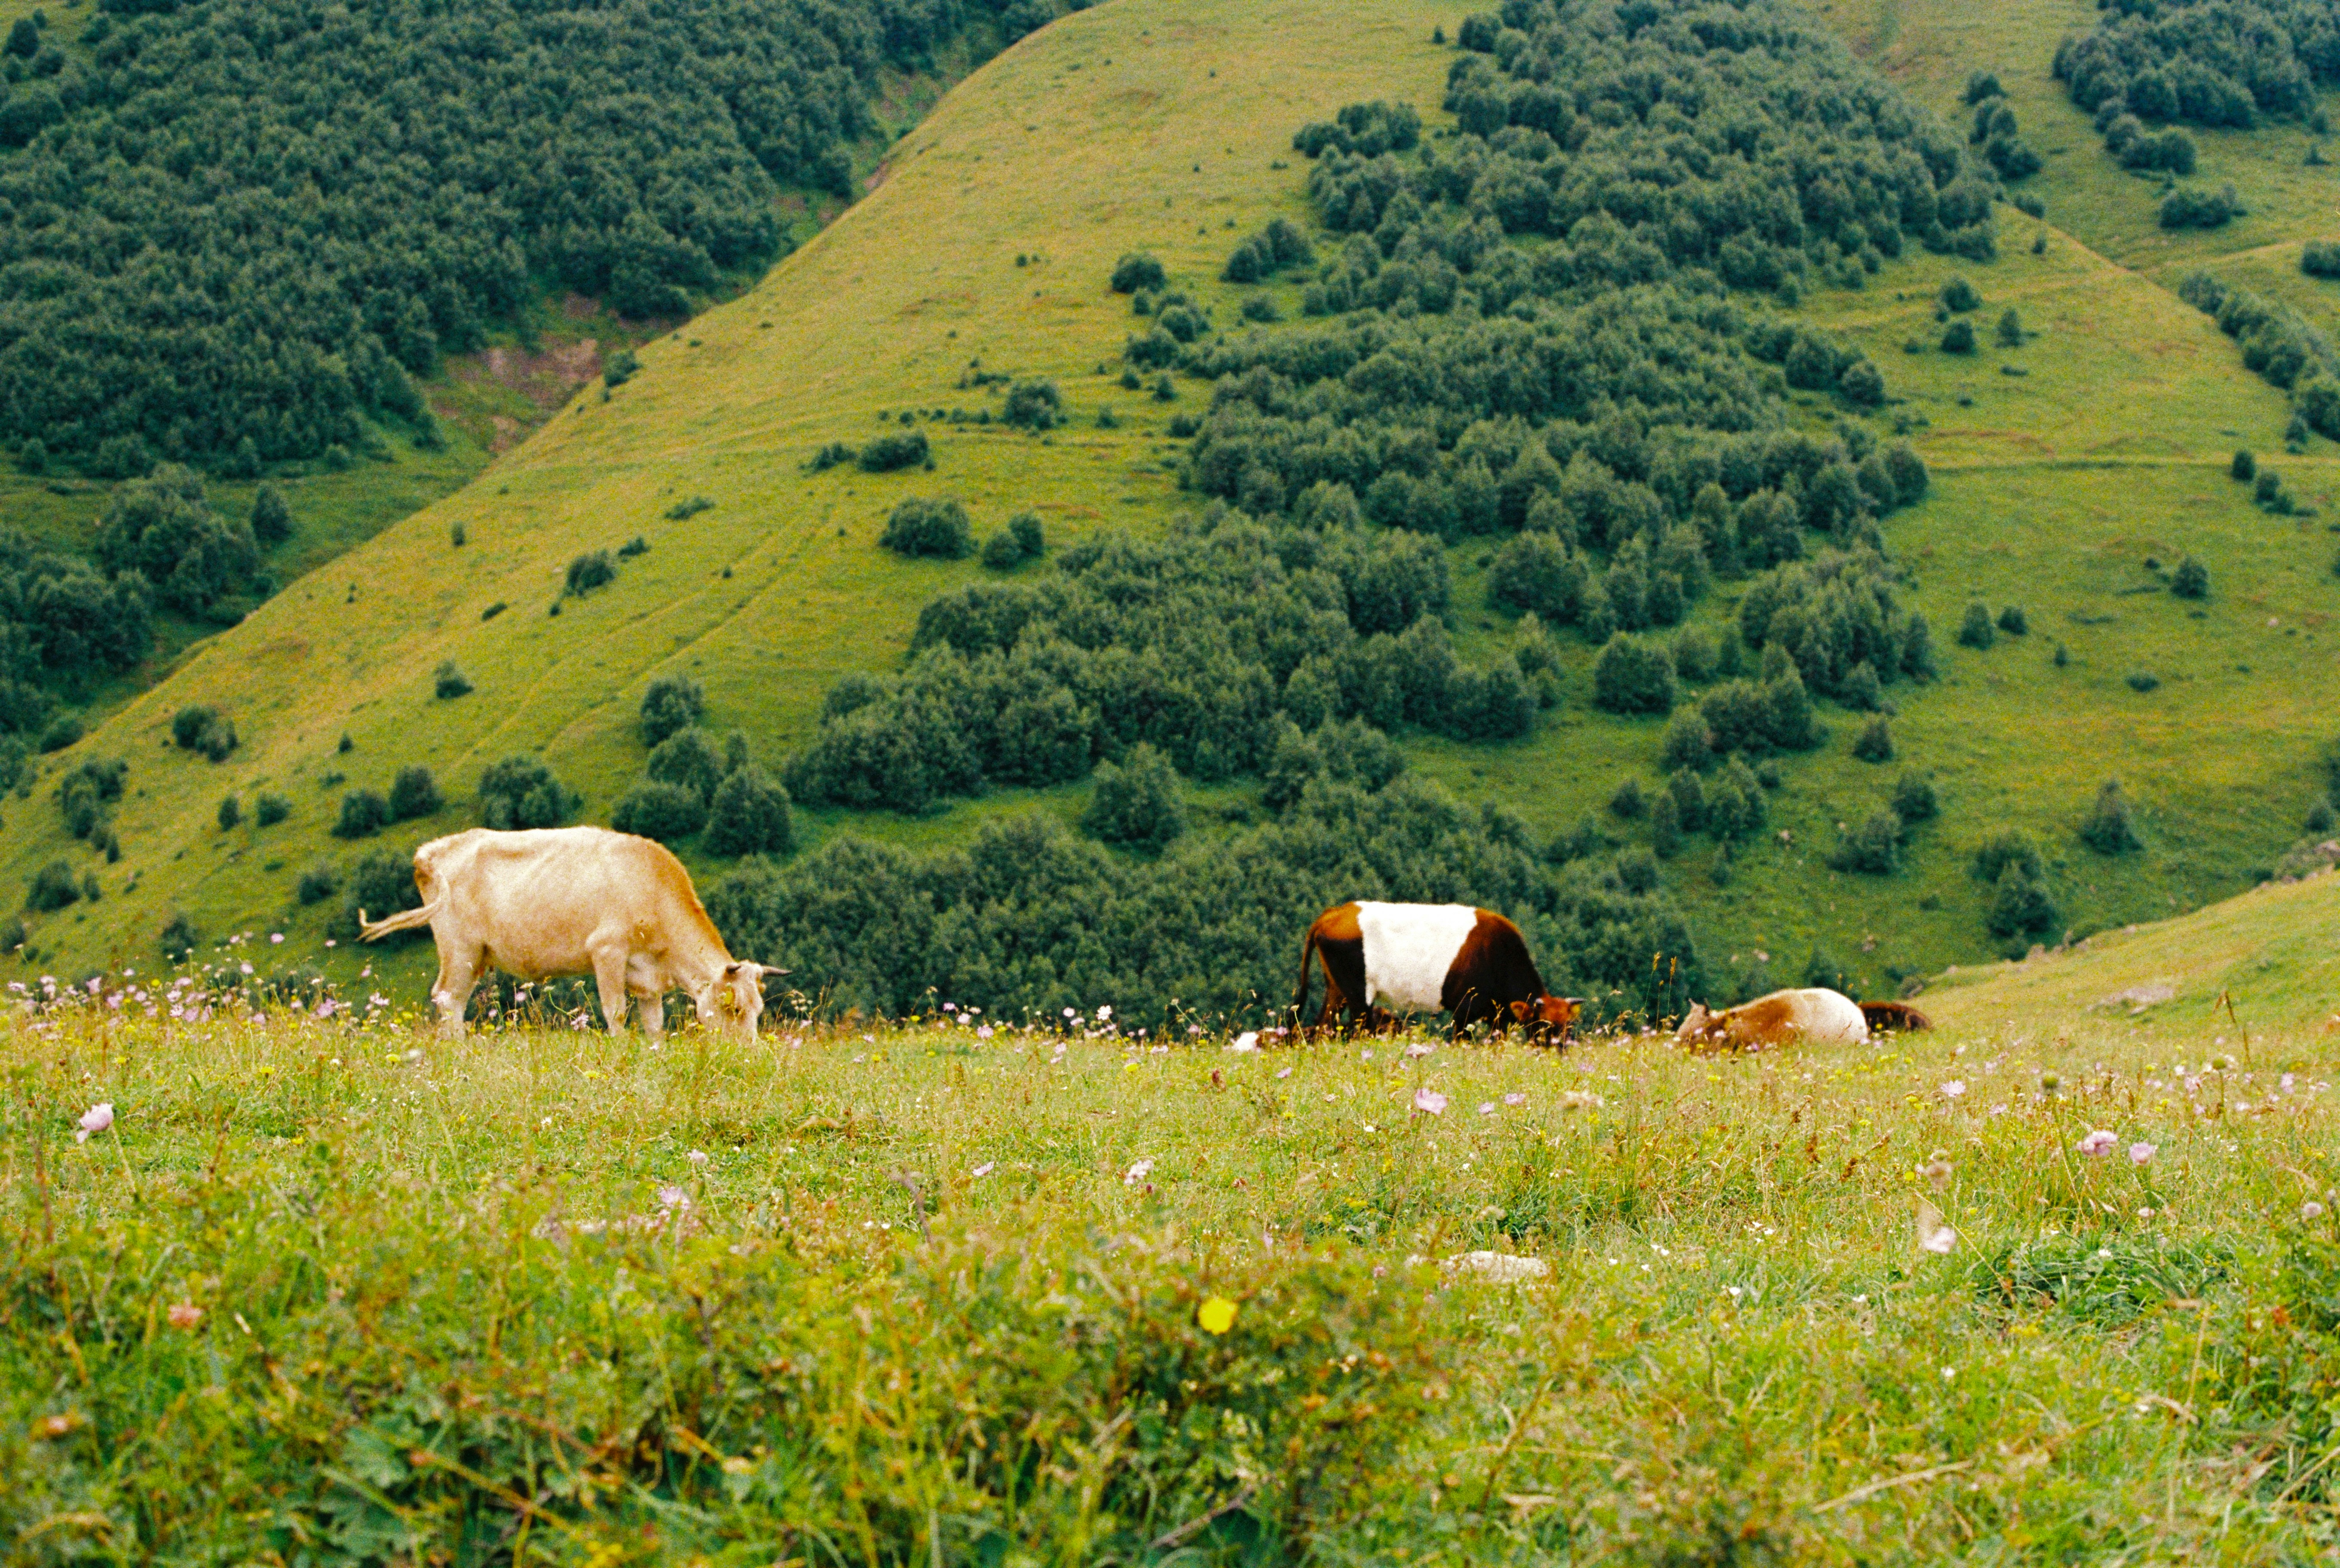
1414, 1088, 1448, 1116
1503, 1092, 1527, 1106
2077, 1129, 2118, 1157
2129, 1141, 2156, 1165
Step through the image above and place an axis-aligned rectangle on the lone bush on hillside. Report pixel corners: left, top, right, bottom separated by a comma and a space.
1987, 864, 2059, 941
879, 498, 973, 560
603, 348, 639, 388
2172, 556, 2209, 598
434, 661, 473, 699
1082, 743, 1185, 853
1939, 277, 1981, 313
565, 551, 616, 595
1110, 253, 1166, 293
706, 765, 794, 857
251, 484, 292, 545
2158, 184, 2239, 230
1891, 771, 1939, 825
2079, 778, 2142, 853
478, 755, 580, 830
611, 779, 707, 842
1996, 605, 2028, 636
1609, 777, 1646, 819
1957, 603, 1995, 649
388, 765, 442, 821
26, 859, 78, 911
159, 912, 198, 961
858, 429, 931, 473
217, 794, 241, 830
1973, 829, 2043, 884
640, 675, 706, 746
1851, 717, 1894, 763
296, 864, 340, 906
334, 788, 391, 838
2232, 449, 2256, 481
1940, 318, 1977, 354
343, 849, 423, 940
254, 792, 290, 827
172, 705, 236, 761
1828, 808, 1905, 874
1002, 380, 1063, 432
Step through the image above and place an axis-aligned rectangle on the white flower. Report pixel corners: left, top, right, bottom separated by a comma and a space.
976, 1025, 994, 1039
1405, 1042, 1434, 1058
270, 933, 284, 944
1124, 1158, 1155, 1185
1503, 1092, 1527, 1106
2077, 1129, 2118, 1157
656, 1185, 690, 1210
1229, 1032, 1258, 1053
1413, 1087, 1448, 1116
972, 1162, 995, 1178
2305, 1201, 2327, 1221
1096, 1005, 1112, 1020
76, 1103, 113, 1143
1939, 1080, 1966, 1099
1921, 1226, 1957, 1254
687, 1150, 709, 1167
2129, 1141, 2156, 1165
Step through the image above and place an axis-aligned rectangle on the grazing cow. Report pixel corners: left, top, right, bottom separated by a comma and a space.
359, 826, 780, 1040
1859, 999, 1933, 1033
1296, 901, 1582, 1042
1675, 987, 1868, 1054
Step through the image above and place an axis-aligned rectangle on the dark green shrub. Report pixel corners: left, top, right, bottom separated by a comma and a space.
879, 498, 973, 560
342, 849, 423, 941
1939, 277, 1981, 313
1609, 776, 1646, 819
1002, 379, 1063, 432
251, 483, 291, 545
2232, 449, 2256, 480
170, 704, 237, 761
2303, 242, 2340, 279
2126, 672, 2160, 692
1666, 767, 1706, 833
603, 348, 639, 388
2158, 184, 2238, 230
38, 715, 83, 753
1987, 864, 2059, 941
334, 788, 391, 838
1851, 717, 1894, 763
565, 551, 616, 594
647, 726, 725, 805
217, 794, 241, 830
1940, 318, 1977, 354
662, 498, 708, 523
17, 437, 44, 475
2079, 778, 2142, 853
1110, 253, 1167, 293
1650, 790, 1681, 857
1973, 830, 2043, 884
706, 765, 794, 857
611, 779, 708, 841
2303, 798, 2334, 834
1591, 634, 1676, 715
479, 755, 580, 830
859, 429, 931, 472
1659, 709, 1713, 773
1957, 602, 1995, 648
1995, 309, 2024, 347
26, 859, 77, 911
296, 864, 340, 905
388, 766, 442, 822
640, 675, 706, 746
808, 440, 856, 472
1996, 605, 2028, 636
434, 661, 472, 698
159, 911, 198, 960
1891, 771, 1939, 825
1083, 743, 1185, 853
2172, 556, 2209, 598
1828, 809, 1905, 874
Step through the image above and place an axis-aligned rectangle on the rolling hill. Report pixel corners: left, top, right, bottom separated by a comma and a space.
3, 0, 2336, 1014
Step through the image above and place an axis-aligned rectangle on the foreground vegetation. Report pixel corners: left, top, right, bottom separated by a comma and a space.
7, 875, 2340, 1562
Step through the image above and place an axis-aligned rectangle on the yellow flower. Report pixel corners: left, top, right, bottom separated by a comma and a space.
1197, 1296, 1237, 1335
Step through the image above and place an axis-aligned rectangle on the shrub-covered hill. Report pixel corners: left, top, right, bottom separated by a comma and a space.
2, 0, 2335, 1022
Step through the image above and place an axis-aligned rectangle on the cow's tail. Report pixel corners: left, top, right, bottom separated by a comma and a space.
359, 881, 445, 943
1293, 927, 1318, 1029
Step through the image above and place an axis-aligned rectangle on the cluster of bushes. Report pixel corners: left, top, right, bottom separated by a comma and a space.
55, 755, 126, 849
478, 755, 579, 831
2176, 272, 2340, 441
612, 708, 793, 856
856, 429, 932, 473
1974, 828, 2058, 947
1109, 252, 1167, 294
708, 772, 1700, 1027
333, 766, 442, 838
1222, 217, 1314, 285
2305, 241, 2340, 279
1636, 752, 1772, 860
784, 508, 1538, 816
880, 498, 974, 560
2054, 0, 2338, 139
1964, 71, 2043, 181
2159, 183, 2244, 230
0, 0, 1047, 473
1002, 379, 1064, 432
0, 527, 150, 717
1291, 99, 1421, 159
170, 705, 236, 762
90, 465, 275, 624
1826, 770, 1940, 875
981, 511, 1046, 571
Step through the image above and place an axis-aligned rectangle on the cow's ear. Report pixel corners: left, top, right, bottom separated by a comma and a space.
1509, 999, 1529, 1021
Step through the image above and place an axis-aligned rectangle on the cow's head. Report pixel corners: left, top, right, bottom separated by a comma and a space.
697, 961, 782, 1041
1508, 994, 1583, 1045
1675, 1003, 1713, 1042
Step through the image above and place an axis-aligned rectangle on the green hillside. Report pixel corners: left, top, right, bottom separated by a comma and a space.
4, 0, 2337, 1015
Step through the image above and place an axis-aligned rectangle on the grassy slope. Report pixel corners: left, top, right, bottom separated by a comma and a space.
6, 0, 2337, 1012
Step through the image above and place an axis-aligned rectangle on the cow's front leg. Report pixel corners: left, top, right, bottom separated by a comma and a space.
638, 991, 667, 1041
430, 942, 481, 1040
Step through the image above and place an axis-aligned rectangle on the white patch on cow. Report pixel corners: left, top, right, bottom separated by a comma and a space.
1789, 987, 1870, 1044
1356, 902, 1478, 1015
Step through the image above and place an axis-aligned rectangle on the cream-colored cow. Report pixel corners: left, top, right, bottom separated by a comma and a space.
360, 826, 778, 1040
1674, 987, 1869, 1055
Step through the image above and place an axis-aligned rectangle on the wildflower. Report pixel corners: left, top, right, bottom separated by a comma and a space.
1504, 1092, 1526, 1106
2129, 1141, 2156, 1165
1939, 1080, 1966, 1099
976, 1025, 994, 1039
1414, 1088, 1448, 1116
1557, 1088, 1604, 1112
1276, 1066, 1293, 1079
1229, 1031, 1258, 1053
972, 1162, 995, 1178
270, 933, 284, 944
1124, 1158, 1155, 1185
1360, 1048, 1373, 1062
1922, 1225, 1957, 1254
1097, 1005, 1112, 1021
75, 1103, 113, 1143
656, 1186, 690, 1210
239, 962, 254, 976
1922, 1155, 1953, 1190
2305, 1201, 2327, 1221
687, 1150, 709, 1167
2077, 1129, 2117, 1157
1477, 1101, 1496, 1116
167, 1303, 203, 1330
1064, 1008, 1077, 1019
1405, 1042, 1434, 1058
1196, 1296, 1237, 1335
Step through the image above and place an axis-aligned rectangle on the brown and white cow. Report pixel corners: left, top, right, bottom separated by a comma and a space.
1296, 901, 1581, 1042
1675, 987, 1868, 1055
1859, 999, 1933, 1033
359, 826, 780, 1040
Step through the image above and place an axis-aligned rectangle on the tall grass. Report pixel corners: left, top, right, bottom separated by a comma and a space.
7, 975, 2340, 1561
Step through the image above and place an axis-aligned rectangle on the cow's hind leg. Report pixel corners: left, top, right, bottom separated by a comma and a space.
586, 933, 633, 1036
638, 992, 667, 1041
429, 938, 483, 1040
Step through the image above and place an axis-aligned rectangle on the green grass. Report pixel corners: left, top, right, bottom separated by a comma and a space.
9, 959, 2340, 1558
5, 0, 2337, 1020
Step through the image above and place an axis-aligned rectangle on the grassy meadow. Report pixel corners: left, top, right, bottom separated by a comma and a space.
8, 874, 2340, 1562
